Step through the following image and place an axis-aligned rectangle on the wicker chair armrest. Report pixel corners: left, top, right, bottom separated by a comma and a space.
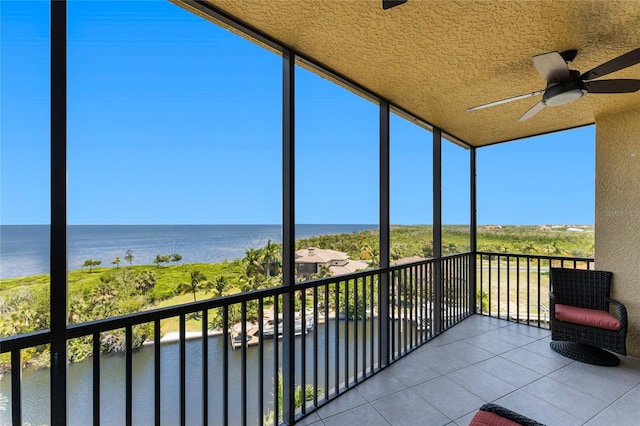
607, 298, 628, 329
479, 403, 545, 426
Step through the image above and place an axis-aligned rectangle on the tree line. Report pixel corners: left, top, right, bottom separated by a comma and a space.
0, 225, 594, 371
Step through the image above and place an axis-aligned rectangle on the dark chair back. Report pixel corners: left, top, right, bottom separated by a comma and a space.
550, 268, 612, 311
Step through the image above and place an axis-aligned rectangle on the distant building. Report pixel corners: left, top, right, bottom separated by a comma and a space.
294, 247, 368, 278
481, 225, 502, 230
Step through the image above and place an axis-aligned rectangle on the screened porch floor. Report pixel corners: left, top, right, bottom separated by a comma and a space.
297, 314, 640, 426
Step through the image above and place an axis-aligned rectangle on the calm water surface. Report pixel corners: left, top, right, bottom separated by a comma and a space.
0, 224, 377, 279
0, 320, 380, 425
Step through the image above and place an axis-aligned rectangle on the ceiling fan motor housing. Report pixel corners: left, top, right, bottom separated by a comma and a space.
467, 47, 640, 120
543, 79, 586, 106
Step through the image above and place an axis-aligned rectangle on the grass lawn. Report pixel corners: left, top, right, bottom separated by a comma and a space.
477, 256, 591, 319
155, 293, 219, 334
476, 258, 556, 326
478, 269, 550, 313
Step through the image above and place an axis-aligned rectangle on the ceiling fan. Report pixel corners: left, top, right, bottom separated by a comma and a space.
467, 47, 640, 122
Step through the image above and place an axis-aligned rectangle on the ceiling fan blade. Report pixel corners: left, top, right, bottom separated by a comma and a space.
584, 79, 640, 93
533, 52, 570, 82
467, 89, 544, 111
581, 47, 640, 80
382, 0, 407, 10
518, 101, 545, 122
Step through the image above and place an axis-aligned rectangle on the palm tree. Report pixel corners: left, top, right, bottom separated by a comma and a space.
133, 270, 157, 295
213, 276, 228, 298
310, 264, 332, 280
550, 241, 564, 255
522, 241, 537, 254
263, 274, 281, 288
360, 244, 380, 268
263, 371, 320, 424
124, 249, 134, 267
239, 264, 262, 292
89, 279, 117, 305
260, 240, 281, 277
240, 248, 269, 292
176, 270, 209, 303
243, 248, 265, 276
543, 241, 564, 256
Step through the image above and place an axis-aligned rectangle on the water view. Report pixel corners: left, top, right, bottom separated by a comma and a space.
0, 320, 380, 425
1, 224, 386, 424
0, 224, 378, 280
0, 223, 594, 425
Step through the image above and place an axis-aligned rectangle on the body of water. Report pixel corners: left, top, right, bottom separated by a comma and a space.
0, 224, 381, 424
0, 320, 381, 425
0, 224, 377, 279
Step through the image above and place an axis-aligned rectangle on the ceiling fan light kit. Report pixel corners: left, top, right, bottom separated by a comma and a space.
468, 47, 640, 121
543, 81, 586, 107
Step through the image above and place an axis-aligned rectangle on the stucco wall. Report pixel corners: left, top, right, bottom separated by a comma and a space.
595, 106, 640, 357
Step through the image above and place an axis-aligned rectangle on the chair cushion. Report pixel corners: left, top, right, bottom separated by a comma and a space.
469, 410, 522, 426
555, 304, 621, 331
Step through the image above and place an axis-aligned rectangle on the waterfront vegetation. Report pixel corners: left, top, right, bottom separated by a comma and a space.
0, 224, 593, 371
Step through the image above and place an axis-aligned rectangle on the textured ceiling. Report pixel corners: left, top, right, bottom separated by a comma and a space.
175, 0, 640, 147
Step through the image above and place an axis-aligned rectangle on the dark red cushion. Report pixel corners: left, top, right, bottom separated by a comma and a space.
469, 410, 522, 426
555, 304, 621, 331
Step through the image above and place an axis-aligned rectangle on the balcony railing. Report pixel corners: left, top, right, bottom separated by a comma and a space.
476, 252, 594, 328
0, 252, 593, 425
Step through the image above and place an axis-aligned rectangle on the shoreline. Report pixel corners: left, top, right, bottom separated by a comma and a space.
142, 328, 225, 346
0, 223, 381, 280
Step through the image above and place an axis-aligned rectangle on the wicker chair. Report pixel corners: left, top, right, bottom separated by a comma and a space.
549, 268, 627, 365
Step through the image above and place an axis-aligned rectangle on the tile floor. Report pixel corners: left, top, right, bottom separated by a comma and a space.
297, 314, 640, 426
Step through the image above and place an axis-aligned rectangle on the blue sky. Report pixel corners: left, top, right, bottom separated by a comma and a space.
1, 1, 595, 226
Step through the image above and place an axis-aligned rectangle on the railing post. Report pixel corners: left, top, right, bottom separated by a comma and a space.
379, 101, 391, 367
281, 47, 296, 425
433, 129, 443, 334
11, 350, 22, 426
470, 147, 477, 314
50, 1, 68, 425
